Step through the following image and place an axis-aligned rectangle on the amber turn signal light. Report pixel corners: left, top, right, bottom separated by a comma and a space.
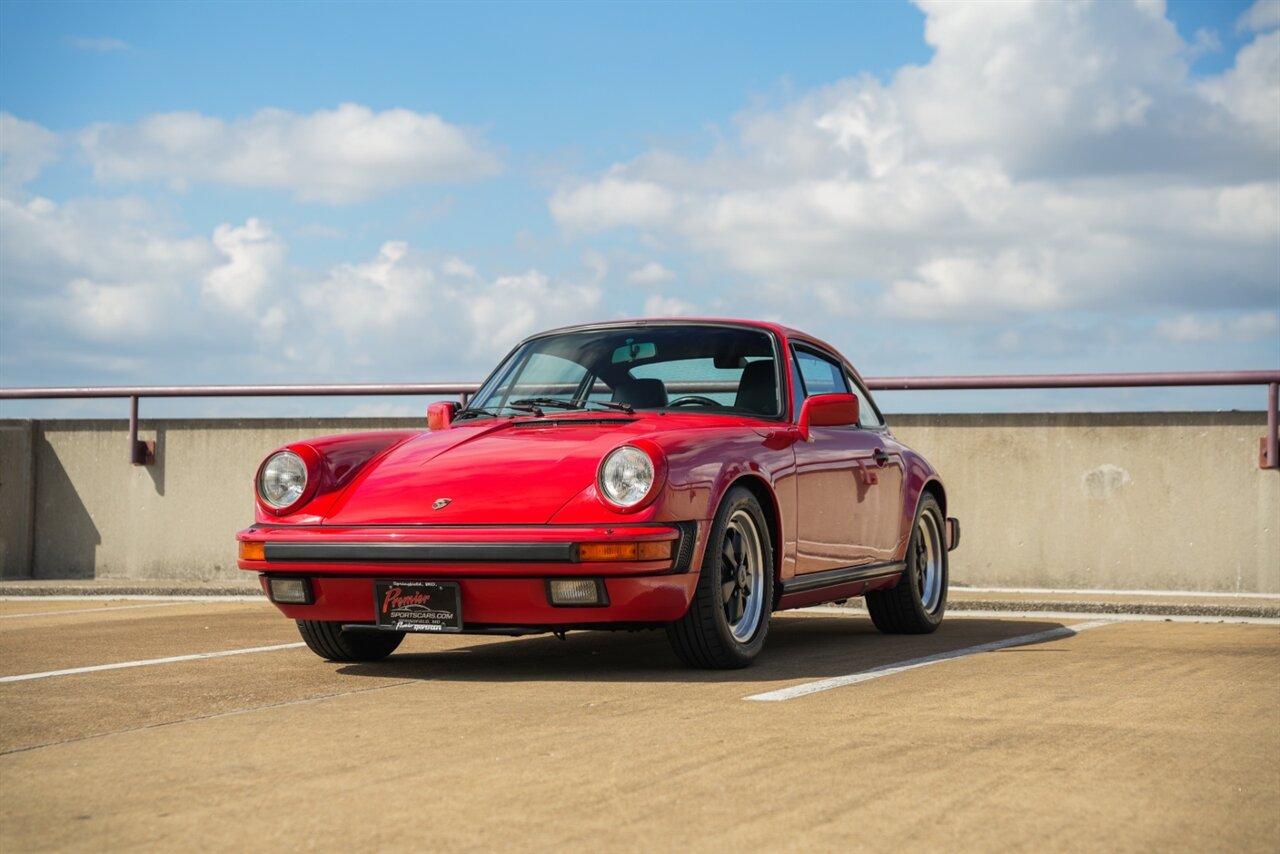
238, 542, 265, 562
577, 540, 673, 562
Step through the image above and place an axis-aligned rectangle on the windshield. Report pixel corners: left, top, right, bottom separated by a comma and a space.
461, 325, 782, 419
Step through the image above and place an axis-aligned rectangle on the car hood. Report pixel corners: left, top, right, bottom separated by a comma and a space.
320, 416, 653, 525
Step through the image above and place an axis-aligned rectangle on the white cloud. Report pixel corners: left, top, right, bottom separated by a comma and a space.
1154, 311, 1279, 343
0, 113, 61, 194
643, 294, 697, 317
1238, 0, 1280, 33
0, 187, 605, 382
1234, 311, 1280, 340
0, 192, 216, 296
296, 242, 604, 372
895, 0, 1187, 163
1200, 30, 1280, 139
203, 218, 286, 313
628, 261, 675, 285
547, 1, 1279, 329
80, 103, 501, 203
1189, 28, 1223, 59
0, 197, 273, 358
65, 278, 168, 339
549, 175, 677, 232
883, 251, 1065, 321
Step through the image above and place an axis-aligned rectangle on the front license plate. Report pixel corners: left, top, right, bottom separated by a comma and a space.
374, 580, 462, 633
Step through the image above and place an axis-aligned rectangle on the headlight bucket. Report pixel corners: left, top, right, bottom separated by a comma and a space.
256, 447, 320, 515
597, 443, 665, 512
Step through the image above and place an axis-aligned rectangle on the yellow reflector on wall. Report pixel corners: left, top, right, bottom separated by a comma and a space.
239, 542, 265, 561
577, 540, 673, 562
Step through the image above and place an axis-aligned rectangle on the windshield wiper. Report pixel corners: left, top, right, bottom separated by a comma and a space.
511, 397, 581, 412
582, 400, 634, 414
513, 397, 637, 416
454, 402, 546, 420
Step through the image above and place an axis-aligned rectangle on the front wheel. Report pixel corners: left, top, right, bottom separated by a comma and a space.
866, 494, 947, 634
297, 620, 404, 662
666, 486, 773, 668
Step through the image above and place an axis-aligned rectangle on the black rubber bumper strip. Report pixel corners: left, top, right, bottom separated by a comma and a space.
264, 542, 578, 563
779, 561, 906, 594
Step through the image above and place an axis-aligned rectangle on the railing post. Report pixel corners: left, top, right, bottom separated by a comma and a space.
1265, 383, 1279, 470
129, 395, 154, 466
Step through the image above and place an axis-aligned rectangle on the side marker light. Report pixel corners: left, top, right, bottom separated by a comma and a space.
577, 541, 673, 562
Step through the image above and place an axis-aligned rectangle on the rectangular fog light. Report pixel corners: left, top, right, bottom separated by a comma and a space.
268, 577, 313, 605
548, 578, 606, 607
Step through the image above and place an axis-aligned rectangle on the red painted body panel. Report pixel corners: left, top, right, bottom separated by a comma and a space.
238, 319, 952, 634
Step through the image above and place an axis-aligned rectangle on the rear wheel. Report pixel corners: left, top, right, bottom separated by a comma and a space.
866, 494, 947, 634
297, 620, 404, 662
666, 486, 773, 669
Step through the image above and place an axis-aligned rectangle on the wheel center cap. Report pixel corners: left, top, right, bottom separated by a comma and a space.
737, 567, 748, 587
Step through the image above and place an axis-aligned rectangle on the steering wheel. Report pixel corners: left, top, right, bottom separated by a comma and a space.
668, 395, 723, 408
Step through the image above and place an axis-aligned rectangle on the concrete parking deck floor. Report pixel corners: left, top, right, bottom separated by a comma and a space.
0, 598, 1276, 853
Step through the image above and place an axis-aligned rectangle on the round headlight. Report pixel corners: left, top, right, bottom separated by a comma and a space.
598, 446, 655, 508
258, 451, 308, 509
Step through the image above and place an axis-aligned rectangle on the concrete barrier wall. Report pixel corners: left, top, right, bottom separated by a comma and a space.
890, 413, 1277, 593
0, 413, 1275, 592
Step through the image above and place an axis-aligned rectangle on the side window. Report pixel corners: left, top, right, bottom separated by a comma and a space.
848, 374, 885, 429
793, 348, 849, 399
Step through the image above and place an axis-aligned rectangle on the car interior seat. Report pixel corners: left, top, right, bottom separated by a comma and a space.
734, 360, 777, 415
611, 377, 669, 409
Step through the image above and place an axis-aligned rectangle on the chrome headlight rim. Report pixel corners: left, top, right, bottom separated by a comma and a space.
597, 444, 662, 511
257, 449, 312, 513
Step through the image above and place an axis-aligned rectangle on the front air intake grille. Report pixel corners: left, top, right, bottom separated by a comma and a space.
672, 521, 699, 573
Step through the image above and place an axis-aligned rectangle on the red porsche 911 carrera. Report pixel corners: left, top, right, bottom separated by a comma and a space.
237, 319, 959, 668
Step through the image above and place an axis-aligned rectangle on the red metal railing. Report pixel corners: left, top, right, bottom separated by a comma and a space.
1, 371, 1277, 469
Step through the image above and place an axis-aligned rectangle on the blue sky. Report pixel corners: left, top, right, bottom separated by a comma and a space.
1, 0, 1277, 417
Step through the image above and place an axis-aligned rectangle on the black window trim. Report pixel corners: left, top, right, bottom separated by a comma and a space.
791, 342, 849, 392
846, 370, 889, 432
790, 341, 889, 431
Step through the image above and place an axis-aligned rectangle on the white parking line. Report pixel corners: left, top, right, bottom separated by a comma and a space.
957, 586, 1279, 599
0, 595, 263, 602
0, 603, 188, 620
799, 606, 1280, 625
0, 643, 307, 684
745, 619, 1118, 702
932, 609, 1280, 625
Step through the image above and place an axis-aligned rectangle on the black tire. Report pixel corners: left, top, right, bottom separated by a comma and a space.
297, 620, 404, 662
866, 494, 947, 634
666, 486, 773, 669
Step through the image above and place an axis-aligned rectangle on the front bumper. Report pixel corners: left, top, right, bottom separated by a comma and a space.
238, 523, 701, 628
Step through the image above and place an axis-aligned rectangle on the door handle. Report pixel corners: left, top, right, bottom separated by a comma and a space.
872, 449, 890, 467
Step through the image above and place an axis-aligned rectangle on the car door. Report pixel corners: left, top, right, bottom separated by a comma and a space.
791, 346, 905, 572
841, 371, 907, 563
